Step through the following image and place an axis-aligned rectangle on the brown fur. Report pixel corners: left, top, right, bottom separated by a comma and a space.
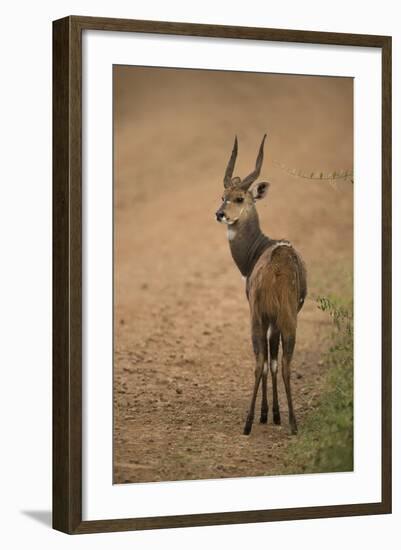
247, 244, 306, 334
243, 243, 307, 435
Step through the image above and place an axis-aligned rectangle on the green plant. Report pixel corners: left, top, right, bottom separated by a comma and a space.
285, 295, 353, 474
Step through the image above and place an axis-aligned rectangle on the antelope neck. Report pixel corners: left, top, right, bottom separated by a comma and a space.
228, 208, 273, 277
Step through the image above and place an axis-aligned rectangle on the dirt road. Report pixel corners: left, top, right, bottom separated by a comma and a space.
113, 67, 353, 483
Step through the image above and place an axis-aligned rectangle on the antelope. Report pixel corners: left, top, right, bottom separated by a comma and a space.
215, 135, 307, 435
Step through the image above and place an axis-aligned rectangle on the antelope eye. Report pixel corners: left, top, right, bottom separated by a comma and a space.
221, 197, 225, 202
235, 197, 244, 204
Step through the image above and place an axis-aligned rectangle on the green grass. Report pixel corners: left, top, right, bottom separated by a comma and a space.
285, 295, 353, 474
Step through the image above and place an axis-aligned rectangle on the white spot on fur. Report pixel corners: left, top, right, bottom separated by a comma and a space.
271, 359, 278, 374
227, 227, 237, 241
273, 241, 292, 250
263, 362, 268, 375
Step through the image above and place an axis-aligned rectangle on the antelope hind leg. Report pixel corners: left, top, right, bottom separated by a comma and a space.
269, 327, 281, 425
281, 333, 298, 435
244, 326, 267, 435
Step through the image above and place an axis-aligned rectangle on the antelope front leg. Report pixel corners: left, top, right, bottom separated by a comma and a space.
260, 361, 268, 424
244, 326, 267, 435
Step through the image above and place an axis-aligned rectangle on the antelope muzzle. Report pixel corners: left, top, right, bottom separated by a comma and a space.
215, 208, 225, 222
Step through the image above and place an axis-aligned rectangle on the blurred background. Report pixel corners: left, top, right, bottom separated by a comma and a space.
113, 66, 353, 483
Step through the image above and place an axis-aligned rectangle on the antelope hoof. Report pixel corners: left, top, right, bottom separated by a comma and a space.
273, 411, 281, 425
260, 411, 268, 424
243, 419, 253, 435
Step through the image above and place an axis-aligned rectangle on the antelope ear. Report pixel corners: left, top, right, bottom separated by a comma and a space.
252, 181, 270, 200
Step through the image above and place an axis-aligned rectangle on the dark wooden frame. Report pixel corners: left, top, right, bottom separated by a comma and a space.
53, 15, 392, 534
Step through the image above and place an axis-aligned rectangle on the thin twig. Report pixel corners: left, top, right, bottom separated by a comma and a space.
272, 160, 354, 184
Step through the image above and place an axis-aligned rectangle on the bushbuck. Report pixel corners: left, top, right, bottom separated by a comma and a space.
215, 135, 307, 435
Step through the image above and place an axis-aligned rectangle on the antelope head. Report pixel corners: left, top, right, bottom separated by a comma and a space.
215, 134, 270, 225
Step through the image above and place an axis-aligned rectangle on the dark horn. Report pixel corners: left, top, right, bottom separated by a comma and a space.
224, 136, 238, 188
240, 134, 267, 190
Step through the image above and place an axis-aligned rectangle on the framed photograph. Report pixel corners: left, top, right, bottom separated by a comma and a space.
53, 16, 392, 534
